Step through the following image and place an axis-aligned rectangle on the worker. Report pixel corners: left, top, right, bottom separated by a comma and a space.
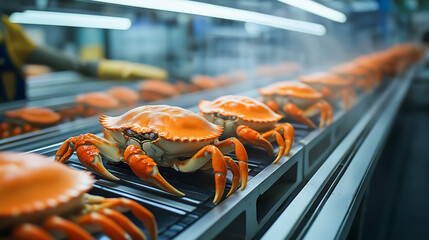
0, 15, 167, 103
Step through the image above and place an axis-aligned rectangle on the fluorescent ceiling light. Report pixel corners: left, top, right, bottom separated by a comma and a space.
279, 0, 347, 23
10, 10, 131, 30
91, 0, 326, 36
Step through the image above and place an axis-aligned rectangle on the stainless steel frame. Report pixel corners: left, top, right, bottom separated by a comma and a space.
261, 66, 416, 240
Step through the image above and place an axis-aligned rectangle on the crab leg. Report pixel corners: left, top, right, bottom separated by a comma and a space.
12, 126, 21, 136
124, 145, 185, 197
224, 156, 240, 198
236, 124, 285, 163
171, 145, 228, 203
214, 138, 248, 190
236, 125, 274, 155
274, 122, 295, 156
44, 216, 94, 240
100, 208, 145, 240
55, 133, 122, 181
317, 102, 327, 128
320, 86, 333, 99
264, 100, 280, 113
12, 224, 53, 240
322, 101, 333, 126
261, 123, 295, 163
344, 87, 357, 109
22, 123, 32, 133
0, 122, 10, 139
284, 103, 317, 129
87, 195, 157, 240
78, 212, 127, 240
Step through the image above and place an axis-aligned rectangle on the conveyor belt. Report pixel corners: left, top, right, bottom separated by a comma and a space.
23, 80, 383, 240
31, 122, 311, 239
3, 63, 407, 239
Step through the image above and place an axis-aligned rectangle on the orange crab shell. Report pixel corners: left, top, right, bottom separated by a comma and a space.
139, 80, 180, 101
107, 86, 139, 105
0, 152, 94, 217
259, 81, 323, 99
5, 107, 61, 125
331, 63, 370, 76
199, 95, 282, 123
191, 75, 218, 90
100, 105, 223, 142
75, 92, 120, 109
299, 72, 352, 86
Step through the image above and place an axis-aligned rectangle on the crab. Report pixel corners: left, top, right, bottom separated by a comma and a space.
107, 86, 140, 108
75, 92, 120, 117
0, 107, 61, 139
191, 75, 218, 90
259, 82, 333, 129
227, 70, 247, 83
0, 151, 157, 240
139, 80, 180, 102
382, 44, 424, 73
352, 56, 385, 86
199, 95, 294, 164
55, 105, 249, 204
299, 72, 357, 110
330, 62, 378, 92
276, 62, 301, 76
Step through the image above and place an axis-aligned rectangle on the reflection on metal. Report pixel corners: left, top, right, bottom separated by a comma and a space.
262, 66, 416, 240
303, 66, 415, 240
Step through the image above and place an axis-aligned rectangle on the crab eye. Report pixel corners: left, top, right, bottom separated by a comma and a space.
231, 116, 237, 121
215, 112, 221, 118
150, 132, 156, 139
126, 129, 134, 135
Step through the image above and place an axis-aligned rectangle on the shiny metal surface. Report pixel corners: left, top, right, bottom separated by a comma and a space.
262, 66, 416, 240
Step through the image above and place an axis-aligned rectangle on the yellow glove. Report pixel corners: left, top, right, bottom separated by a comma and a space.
97, 60, 168, 80
2, 15, 36, 68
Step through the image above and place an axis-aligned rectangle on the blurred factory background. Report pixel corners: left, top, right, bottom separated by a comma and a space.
2, 0, 427, 79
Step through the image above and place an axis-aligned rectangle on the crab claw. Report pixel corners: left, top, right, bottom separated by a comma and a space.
237, 125, 274, 156
55, 137, 75, 163
124, 145, 185, 196
76, 145, 119, 181
56, 134, 121, 181
284, 103, 317, 129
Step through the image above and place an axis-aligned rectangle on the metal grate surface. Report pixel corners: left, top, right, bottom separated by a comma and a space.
32, 123, 311, 239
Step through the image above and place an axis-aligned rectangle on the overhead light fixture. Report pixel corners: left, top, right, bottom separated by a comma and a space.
10, 10, 132, 30
278, 0, 347, 23
91, 0, 326, 36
